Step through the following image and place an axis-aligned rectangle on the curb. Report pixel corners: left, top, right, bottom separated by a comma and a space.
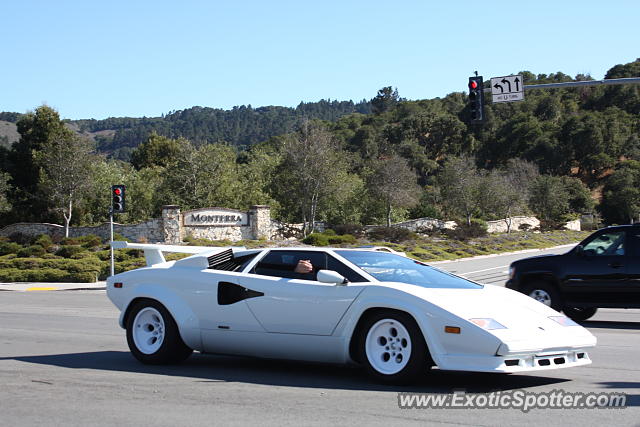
0, 282, 107, 292
428, 243, 576, 265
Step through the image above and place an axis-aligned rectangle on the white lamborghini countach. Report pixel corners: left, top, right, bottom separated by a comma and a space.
106, 242, 596, 383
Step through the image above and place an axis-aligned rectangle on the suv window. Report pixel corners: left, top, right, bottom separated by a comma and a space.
583, 231, 626, 256
629, 231, 640, 257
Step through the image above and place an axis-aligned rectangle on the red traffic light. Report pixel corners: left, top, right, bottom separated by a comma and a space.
113, 188, 121, 195
469, 80, 478, 90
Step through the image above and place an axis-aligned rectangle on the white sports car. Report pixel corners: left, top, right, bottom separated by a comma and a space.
106, 242, 596, 383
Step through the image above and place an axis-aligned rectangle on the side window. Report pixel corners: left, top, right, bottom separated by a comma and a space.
630, 232, 640, 257
252, 251, 327, 280
583, 231, 626, 256
327, 255, 368, 283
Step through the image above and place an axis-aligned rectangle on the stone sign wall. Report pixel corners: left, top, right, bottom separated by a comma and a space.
0, 207, 581, 244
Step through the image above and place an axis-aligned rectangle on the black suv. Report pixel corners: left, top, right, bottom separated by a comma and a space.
506, 224, 640, 321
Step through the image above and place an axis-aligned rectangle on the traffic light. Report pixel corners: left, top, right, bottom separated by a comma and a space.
112, 185, 125, 213
468, 76, 485, 123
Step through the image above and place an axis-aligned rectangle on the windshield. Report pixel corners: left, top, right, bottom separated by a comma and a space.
335, 250, 482, 289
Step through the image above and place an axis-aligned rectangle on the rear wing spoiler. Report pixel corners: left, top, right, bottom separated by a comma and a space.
110, 241, 246, 266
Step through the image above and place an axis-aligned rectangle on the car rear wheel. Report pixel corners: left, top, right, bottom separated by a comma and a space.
126, 300, 192, 364
523, 281, 562, 311
563, 306, 597, 322
357, 311, 431, 384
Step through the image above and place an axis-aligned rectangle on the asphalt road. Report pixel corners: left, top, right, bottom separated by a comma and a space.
1, 249, 639, 426
435, 244, 576, 285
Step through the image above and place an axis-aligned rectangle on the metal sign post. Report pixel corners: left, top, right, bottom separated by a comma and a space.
109, 206, 115, 276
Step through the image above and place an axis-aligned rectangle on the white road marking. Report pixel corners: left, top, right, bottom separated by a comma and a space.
457, 265, 510, 276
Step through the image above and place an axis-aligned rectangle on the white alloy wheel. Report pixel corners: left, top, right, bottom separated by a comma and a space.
529, 289, 552, 306
132, 307, 165, 354
364, 319, 412, 375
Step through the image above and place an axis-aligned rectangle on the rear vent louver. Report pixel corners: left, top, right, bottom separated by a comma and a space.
207, 249, 238, 271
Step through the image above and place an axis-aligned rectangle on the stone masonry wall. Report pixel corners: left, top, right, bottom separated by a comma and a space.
0, 219, 164, 242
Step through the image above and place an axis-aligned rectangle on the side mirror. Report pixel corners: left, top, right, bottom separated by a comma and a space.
317, 270, 349, 285
575, 245, 585, 257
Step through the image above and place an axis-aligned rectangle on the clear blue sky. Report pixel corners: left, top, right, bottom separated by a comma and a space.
1, 0, 638, 120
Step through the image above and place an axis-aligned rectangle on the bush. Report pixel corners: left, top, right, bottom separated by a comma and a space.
331, 224, 366, 237
8, 232, 31, 245
16, 245, 46, 258
0, 267, 98, 283
327, 234, 358, 245
0, 241, 22, 256
34, 234, 53, 250
444, 219, 488, 241
302, 233, 330, 246
538, 219, 565, 232
367, 227, 416, 243
56, 245, 86, 258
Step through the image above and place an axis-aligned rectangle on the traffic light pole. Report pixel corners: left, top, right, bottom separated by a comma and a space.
482, 77, 640, 93
109, 207, 115, 277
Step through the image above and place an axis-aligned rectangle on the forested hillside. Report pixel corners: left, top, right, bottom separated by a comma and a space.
0, 59, 638, 233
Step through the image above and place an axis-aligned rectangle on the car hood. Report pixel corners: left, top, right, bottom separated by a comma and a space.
512, 253, 563, 265
378, 281, 596, 351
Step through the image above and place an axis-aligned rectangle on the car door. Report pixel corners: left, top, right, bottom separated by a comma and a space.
624, 227, 640, 305
238, 250, 367, 335
562, 229, 629, 305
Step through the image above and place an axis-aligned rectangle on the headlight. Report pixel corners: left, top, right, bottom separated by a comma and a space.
508, 266, 515, 279
469, 318, 507, 330
548, 316, 579, 327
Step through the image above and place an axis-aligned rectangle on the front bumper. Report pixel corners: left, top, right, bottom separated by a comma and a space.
435, 347, 592, 373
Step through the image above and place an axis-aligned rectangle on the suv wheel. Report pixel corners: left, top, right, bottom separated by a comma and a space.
563, 306, 597, 322
523, 282, 562, 311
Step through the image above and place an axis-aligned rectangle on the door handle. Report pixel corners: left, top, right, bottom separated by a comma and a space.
608, 263, 624, 269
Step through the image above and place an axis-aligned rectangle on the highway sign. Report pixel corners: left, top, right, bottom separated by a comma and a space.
491, 75, 524, 103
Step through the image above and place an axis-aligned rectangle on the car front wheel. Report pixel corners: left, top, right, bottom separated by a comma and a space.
357, 311, 431, 384
563, 306, 597, 322
126, 300, 193, 364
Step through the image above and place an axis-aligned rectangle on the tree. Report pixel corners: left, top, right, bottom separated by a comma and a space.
130, 132, 184, 170
8, 105, 74, 221
37, 135, 95, 237
601, 161, 640, 224
437, 156, 484, 226
528, 175, 570, 223
275, 121, 346, 235
371, 87, 400, 115
369, 155, 420, 227
0, 172, 12, 213
162, 142, 241, 210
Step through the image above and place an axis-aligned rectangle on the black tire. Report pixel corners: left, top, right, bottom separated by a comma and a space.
356, 310, 432, 384
522, 281, 562, 311
563, 306, 597, 322
126, 300, 192, 364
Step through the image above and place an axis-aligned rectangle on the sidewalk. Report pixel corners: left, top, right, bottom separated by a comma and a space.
0, 281, 106, 292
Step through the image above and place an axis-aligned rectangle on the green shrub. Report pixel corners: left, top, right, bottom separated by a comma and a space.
16, 245, 46, 258
444, 219, 488, 241
79, 234, 103, 248
0, 242, 22, 256
302, 233, 330, 246
56, 245, 86, 258
322, 228, 336, 236
327, 234, 358, 245
331, 224, 365, 237
34, 234, 53, 250
8, 232, 31, 245
367, 227, 416, 243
